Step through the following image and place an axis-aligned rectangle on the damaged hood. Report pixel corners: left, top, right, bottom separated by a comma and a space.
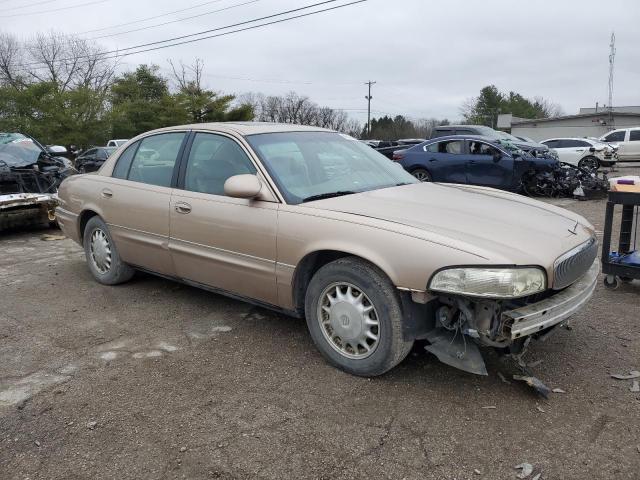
302, 183, 594, 266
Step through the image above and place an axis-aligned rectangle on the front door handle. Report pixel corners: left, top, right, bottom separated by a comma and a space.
174, 202, 192, 214
469, 160, 477, 165
101, 188, 113, 198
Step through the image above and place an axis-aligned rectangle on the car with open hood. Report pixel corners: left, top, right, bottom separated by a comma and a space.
55, 123, 598, 377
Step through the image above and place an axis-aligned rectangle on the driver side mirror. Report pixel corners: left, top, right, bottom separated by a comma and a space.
224, 174, 263, 199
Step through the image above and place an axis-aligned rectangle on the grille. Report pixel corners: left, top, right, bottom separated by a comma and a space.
553, 237, 598, 290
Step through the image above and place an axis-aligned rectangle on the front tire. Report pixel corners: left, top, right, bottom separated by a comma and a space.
578, 156, 600, 171
411, 168, 432, 182
83, 216, 134, 285
304, 257, 414, 377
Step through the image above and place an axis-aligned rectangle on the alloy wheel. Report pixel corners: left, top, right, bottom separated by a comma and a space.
317, 282, 380, 359
90, 228, 112, 274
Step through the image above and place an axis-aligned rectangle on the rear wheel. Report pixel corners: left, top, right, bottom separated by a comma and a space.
411, 168, 432, 182
304, 257, 413, 377
578, 156, 599, 172
83, 216, 134, 285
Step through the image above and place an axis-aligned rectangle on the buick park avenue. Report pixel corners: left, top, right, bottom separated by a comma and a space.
56, 123, 599, 376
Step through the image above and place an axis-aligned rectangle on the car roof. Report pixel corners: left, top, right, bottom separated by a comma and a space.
147, 122, 334, 136
426, 134, 497, 143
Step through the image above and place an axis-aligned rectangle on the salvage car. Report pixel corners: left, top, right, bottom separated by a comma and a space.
540, 138, 616, 170
75, 146, 117, 173
56, 123, 598, 377
0, 133, 76, 230
393, 135, 558, 189
431, 125, 556, 159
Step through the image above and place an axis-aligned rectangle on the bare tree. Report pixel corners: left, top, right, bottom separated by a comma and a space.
0, 32, 117, 93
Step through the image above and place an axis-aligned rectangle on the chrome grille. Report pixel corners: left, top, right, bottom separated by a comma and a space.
553, 237, 598, 290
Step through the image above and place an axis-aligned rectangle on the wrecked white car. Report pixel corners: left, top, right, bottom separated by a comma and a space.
0, 133, 75, 230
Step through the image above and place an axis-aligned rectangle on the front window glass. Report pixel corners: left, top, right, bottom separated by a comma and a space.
604, 131, 625, 142
246, 132, 417, 204
127, 133, 185, 187
469, 141, 499, 155
0, 133, 44, 167
183, 133, 256, 196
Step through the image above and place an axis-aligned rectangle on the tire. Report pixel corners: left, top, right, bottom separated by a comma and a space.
411, 168, 432, 182
83, 216, 134, 285
304, 257, 414, 377
578, 156, 600, 172
603, 275, 620, 290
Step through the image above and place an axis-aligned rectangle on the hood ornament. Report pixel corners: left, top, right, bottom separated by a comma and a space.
568, 221, 579, 235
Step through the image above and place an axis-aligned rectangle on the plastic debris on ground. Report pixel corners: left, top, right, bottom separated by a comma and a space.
514, 462, 534, 479
610, 371, 640, 380
513, 375, 551, 399
631, 380, 640, 393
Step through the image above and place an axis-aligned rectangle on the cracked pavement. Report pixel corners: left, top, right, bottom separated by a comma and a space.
2, 168, 640, 479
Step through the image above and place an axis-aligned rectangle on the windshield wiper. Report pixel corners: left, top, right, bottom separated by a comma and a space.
301, 191, 357, 203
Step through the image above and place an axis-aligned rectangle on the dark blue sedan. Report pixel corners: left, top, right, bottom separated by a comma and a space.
392, 135, 558, 191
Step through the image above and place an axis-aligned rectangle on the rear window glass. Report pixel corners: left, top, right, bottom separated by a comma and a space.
629, 130, 640, 142
112, 141, 139, 179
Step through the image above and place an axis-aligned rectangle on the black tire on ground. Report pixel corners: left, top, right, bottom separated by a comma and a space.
578, 156, 600, 171
83, 216, 134, 285
411, 168, 432, 182
304, 257, 414, 377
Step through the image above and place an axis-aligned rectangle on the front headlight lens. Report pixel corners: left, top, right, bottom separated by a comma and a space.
429, 267, 546, 298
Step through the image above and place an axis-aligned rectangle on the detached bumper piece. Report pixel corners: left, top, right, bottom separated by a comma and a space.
0, 193, 57, 231
504, 259, 599, 340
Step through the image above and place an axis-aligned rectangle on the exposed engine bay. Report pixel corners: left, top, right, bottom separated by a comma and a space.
521, 162, 609, 199
0, 133, 75, 230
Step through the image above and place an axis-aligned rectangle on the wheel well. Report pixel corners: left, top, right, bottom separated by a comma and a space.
292, 250, 355, 316
78, 210, 99, 242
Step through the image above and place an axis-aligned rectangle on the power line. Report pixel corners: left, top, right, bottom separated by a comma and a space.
3, 0, 58, 12
21, 0, 366, 69
0, 0, 108, 18
78, 0, 226, 35
88, 0, 261, 41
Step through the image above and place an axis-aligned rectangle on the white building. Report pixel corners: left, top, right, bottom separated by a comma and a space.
497, 107, 640, 141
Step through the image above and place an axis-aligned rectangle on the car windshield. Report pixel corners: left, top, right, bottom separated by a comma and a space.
246, 131, 418, 204
0, 133, 44, 167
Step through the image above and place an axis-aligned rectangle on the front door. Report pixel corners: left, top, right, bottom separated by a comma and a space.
98, 131, 187, 276
168, 132, 279, 305
466, 140, 514, 188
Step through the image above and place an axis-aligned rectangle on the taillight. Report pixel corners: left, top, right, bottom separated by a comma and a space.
392, 152, 404, 161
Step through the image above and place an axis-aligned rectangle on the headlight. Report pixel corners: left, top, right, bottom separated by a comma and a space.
429, 267, 546, 298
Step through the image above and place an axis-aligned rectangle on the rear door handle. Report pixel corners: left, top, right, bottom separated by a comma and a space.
469, 160, 477, 164
429, 158, 437, 162
101, 188, 113, 198
174, 202, 192, 214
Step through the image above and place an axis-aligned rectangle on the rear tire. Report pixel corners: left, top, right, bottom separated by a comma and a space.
304, 257, 414, 377
578, 156, 599, 171
83, 216, 134, 285
411, 168, 432, 182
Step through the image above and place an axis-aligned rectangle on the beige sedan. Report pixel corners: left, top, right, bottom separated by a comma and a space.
56, 123, 599, 376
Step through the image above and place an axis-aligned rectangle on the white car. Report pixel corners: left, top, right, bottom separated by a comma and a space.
599, 127, 640, 162
540, 138, 616, 170
106, 139, 129, 148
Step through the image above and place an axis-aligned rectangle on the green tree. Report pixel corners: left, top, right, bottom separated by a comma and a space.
109, 65, 188, 138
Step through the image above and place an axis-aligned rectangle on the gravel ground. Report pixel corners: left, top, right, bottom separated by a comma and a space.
1, 165, 640, 480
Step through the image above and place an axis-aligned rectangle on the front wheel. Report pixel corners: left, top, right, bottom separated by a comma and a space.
578, 156, 600, 172
411, 168, 432, 182
304, 257, 414, 377
83, 216, 134, 285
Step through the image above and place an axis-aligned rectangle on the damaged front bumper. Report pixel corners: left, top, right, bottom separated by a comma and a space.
0, 193, 58, 231
423, 258, 599, 375
504, 259, 598, 339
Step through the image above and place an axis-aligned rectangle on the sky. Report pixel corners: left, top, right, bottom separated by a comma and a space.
2, 0, 639, 124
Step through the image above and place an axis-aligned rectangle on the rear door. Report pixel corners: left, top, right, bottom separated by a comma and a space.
551, 139, 583, 165
168, 132, 279, 304
466, 140, 514, 188
421, 139, 467, 183
99, 131, 187, 276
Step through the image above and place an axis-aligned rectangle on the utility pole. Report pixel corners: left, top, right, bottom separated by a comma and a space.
365, 80, 376, 138
608, 32, 616, 128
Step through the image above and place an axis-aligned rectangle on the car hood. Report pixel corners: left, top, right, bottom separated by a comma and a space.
513, 140, 549, 151
302, 183, 594, 266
